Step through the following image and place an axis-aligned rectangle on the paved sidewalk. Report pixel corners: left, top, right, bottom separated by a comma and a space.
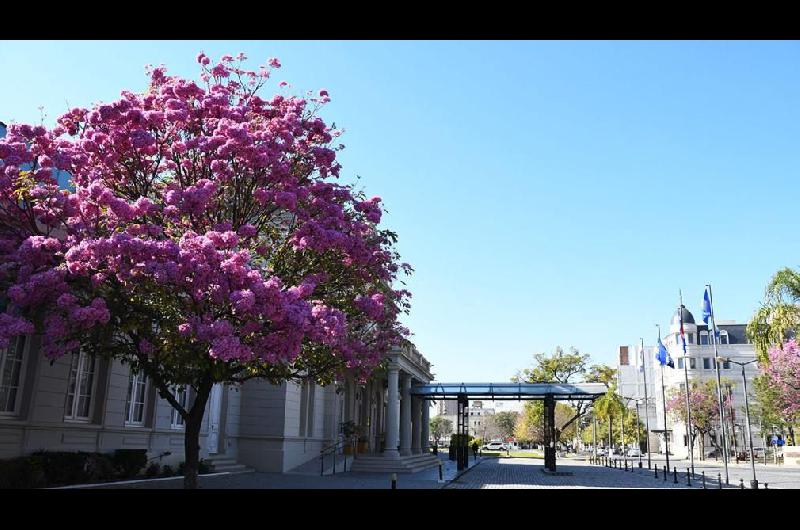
445, 457, 710, 489
89, 453, 481, 489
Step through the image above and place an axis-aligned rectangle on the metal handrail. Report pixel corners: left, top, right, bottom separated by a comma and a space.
320, 436, 356, 476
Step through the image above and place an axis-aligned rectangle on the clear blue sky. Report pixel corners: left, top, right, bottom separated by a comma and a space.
2, 41, 799, 382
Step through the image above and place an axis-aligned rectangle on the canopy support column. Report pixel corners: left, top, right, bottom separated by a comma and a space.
544, 393, 557, 472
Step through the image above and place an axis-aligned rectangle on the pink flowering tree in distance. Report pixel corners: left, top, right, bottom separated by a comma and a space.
666, 379, 733, 459
0, 53, 411, 488
763, 340, 800, 427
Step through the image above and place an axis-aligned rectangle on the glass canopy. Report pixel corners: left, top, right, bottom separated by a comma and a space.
410, 382, 608, 400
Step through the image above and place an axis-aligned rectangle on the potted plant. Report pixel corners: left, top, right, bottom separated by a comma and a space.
340, 421, 359, 454
357, 434, 370, 454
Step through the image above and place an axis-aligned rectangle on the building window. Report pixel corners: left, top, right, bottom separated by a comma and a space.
700, 332, 709, 345
64, 351, 96, 421
0, 336, 27, 415
703, 357, 712, 370
719, 331, 729, 345
689, 358, 697, 370
677, 358, 684, 369
679, 383, 686, 393
299, 380, 315, 437
722, 360, 731, 370
170, 385, 188, 429
125, 370, 148, 426
688, 333, 694, 344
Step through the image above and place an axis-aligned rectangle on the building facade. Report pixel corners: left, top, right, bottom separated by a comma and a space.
0, 330, 434, 474
617, 305, 763, 459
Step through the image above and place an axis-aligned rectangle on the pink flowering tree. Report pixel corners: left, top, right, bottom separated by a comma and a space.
0, 53, 411, 488
666, 379, 732, 459
763, 340, 800, 429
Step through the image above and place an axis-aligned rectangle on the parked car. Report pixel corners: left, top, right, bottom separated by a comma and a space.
596, 448, 607, 456
627, 448, 642, 457
482, 441, 507, 451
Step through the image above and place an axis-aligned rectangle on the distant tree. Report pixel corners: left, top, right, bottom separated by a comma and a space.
513, 346, 592, 438
429, 416, 453, 446
747, 268, 800, 362
666, 379, 733, 458
493, 411, 519, 440
585, 364, 617, 388
761, 340, 800, 443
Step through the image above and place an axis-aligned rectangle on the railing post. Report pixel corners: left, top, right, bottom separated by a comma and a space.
686, 468, 691, 487
654, 465, 658, 479
663, 465, 667, 481
702, 471, 706, 489
673, 466, 678, 484
740, 478, 745, 489
718, 472, 722, 489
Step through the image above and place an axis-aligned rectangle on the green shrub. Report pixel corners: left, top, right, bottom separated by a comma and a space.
0, 456, 47, 489
176, 459, 212, 475
113, 449, 148, 478
83, 453, 116, 482
160, 464, 175, 477
30, 451, 90, 486
144, 462, 161, 478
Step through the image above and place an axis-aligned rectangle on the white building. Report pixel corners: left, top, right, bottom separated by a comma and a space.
0, 334, 437, 474
618, 305, 763, 460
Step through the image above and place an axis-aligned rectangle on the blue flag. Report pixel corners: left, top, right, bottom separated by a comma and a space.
702, 289, 712, 324
656, 335, 674, 368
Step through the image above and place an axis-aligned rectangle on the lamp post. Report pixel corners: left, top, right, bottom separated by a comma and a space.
718, 356, 758, 489
635, 399, 643, 467
676, 354, 695, 476
640, 338, 652, 470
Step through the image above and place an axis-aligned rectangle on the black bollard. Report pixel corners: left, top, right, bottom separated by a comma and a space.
438, 463, 443, 482
764, 483, 769, 489
718, 473, 722, 489
673, 466, 678, 484
654, 466, 659, 479
702, 471, 706, 489
391, 473, 397, 490
740, 478, 745, 489
686, 468, 691, 486
663, 465, 667, 481
625, 460, 628, 471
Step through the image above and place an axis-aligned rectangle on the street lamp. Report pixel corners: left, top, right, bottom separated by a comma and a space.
717, 356, 758, 489
675, 354, 695, 476
635, 399, 643, 467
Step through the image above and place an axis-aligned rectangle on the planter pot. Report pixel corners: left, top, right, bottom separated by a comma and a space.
343, 445, 354, 455
357, 441, 369, 454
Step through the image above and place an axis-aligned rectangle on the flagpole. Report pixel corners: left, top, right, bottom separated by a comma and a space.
657, 323, 670, 471
641, 337, 652, 469
708, 283, 730, 485
679, 291, 695, 476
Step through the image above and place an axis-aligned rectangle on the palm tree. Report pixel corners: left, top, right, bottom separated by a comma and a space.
747, 267, 800, 362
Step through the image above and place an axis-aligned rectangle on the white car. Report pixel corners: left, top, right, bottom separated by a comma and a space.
627, 448, 642, 457
482, 441, 507, 451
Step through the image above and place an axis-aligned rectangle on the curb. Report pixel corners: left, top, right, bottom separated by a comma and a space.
49, 470, 254, 489
441, 458, 486, 489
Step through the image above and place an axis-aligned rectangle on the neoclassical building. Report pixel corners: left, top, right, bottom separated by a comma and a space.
0, 331, 435, 475
617, 305, 763, 459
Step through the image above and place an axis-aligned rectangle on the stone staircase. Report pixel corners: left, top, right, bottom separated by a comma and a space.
205, 455, 254, 474
287, 453, 355, 476
349, 452, 440, 474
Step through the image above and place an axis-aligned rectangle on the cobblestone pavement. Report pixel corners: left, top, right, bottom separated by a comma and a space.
445, 457, 708, 489
86, 453, 479, 490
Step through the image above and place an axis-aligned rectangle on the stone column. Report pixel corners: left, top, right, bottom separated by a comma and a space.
411, 396, 422, 454
384, 366, 400, 459
421, 399, 430, 453
400, 375, 412, 456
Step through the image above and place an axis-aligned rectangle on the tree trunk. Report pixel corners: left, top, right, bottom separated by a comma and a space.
183, 376, 213, 489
